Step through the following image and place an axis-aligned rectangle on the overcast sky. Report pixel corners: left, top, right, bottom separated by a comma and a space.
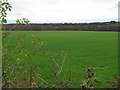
6, 0, 119, 23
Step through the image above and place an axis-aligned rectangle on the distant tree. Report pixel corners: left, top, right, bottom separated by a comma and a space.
110, 21, 116, 23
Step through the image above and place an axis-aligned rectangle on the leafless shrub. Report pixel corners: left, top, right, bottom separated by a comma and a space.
81, 67, 99, 88
106, 75, 120, 88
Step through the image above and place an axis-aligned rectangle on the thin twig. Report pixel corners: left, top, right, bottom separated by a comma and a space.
63, 80, 74, 88
51, 56, 60, 68
33, 70, 50, 85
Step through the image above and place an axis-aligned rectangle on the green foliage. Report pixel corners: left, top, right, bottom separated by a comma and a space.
0, 0, 12, 24
16, 18, 30, 26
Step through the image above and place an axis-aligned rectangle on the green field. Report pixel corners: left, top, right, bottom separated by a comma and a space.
3, 31, 118, 88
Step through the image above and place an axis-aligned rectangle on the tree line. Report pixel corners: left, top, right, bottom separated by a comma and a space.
4, 22, 119, 31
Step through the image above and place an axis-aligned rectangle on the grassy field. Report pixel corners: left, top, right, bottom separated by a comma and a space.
3, 31, 118, 88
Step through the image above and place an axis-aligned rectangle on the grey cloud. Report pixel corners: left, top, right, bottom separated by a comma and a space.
89, 0, 118, 2
118, 1, 120, 8
7, 20, 16, 23
41, 0, 60, 4
7, 0, 118, 23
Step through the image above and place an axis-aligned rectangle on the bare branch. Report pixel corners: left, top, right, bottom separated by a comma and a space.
51, 56, 60, 68
56, 55, 66, 77
63, 80, 74, 88
32, 69, 50, 85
